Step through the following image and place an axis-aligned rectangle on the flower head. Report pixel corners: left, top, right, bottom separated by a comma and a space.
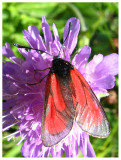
3, 17, 118, 157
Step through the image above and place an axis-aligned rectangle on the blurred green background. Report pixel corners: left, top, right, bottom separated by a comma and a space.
2, 2, 118, 157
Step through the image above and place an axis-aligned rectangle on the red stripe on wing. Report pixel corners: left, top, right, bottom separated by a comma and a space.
51, 74, 66, 111
70, 69, 86, 110
45, 94, 67, 135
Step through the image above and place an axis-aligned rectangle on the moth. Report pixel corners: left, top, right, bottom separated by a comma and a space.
14, 22, 110, 147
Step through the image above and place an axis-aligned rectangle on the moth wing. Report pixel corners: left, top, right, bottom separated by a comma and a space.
70, 68, 110, 138
41, 73, 75, 147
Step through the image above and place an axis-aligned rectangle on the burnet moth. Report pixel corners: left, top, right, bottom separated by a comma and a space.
14, 22, 110, 147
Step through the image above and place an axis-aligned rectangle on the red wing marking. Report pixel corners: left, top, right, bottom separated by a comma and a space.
70, 68, 110, 138
45, 94, 67, 135
51, 74, 66, 111
41, 73, 75, 147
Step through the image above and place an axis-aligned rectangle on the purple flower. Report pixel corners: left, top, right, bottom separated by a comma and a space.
3, 17, 118, 158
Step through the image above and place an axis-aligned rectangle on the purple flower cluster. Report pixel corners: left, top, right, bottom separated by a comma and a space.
3, 17, 118, 157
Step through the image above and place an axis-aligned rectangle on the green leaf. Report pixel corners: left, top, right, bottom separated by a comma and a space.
4, 143, 23, 157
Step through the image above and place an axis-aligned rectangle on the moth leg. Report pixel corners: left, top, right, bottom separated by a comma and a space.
27, 74, 48, 85
34, 67, 51, 72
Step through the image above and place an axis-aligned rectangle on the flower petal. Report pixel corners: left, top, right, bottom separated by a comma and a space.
37, 35, 46, 51
3, 114, 18, 131
85, 53, 118, 91
52, 23, 59, 41
23, 26, 40, 49
3, 76, 19, 94
85, 54, 104, 74
42, 16, 53, 50
63, 144, 69, 157
72, 45, 91, 70
50, 147, 63, 157
93, 75, 116, 89
86, 139, 96, 157
63, 17, 80, 60
91, 87, 108, 96
2, 43, 14, 58
80, 133, 96, 157
95, 53, 118, 77
70, 136, 78, 157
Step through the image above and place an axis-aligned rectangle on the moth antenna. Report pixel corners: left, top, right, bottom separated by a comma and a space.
58, 22, 72, 57
13, 43, 53, 57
